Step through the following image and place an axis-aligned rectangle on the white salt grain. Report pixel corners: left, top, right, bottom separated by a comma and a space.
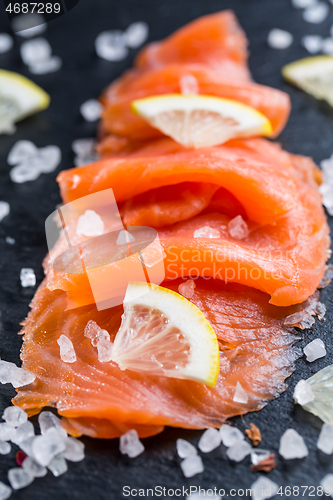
76, 209, 104, 237
193, 226, 220, 239
33, 145, 62, 174
267, 29, 293, 49
32, 427, 66, 466
10, 165, 41, 183
303, 2, 329, 23
228, 215, 249, 240
97, 339, 113, 362
0, 423, 16, 442
20, 268, 36, 288
116, 229, 135, 245
0, 442, 11, 455
180, 455, 204, 478
19, 435, 35, 457
5, 237, 15, 245
57, 335, 76, 363
8, 468, 34, 490
176, 438, 197, 459
294, 379, 315, 405
22, 457, 47, 478
11, 421, 34, 445
321, 474, 333, 498
20, 38, 51, 65
303, 338, 326, 362
0, 202, 10, 222
3, 407, 27, 428
180, 74, 199, 95
48, 455, 68, 476
279, 428, 308, 459
124, 22, 149, 48
0, 34, 13, 54
80, 99, 103, 122
0, 361, 35, 388
220, 425, 244, 447
95, 31, 128, 61
251, 476, 279, 500
233, 382, 249, 404
119, 429, 144, 458
63, 436, 85, 462
301, 35, 323, 54
251, 449, 272, 466
29, 56, 62, 75
0, 481, 11, 500
226, 440, 252, 462
178, 279, 196, 299
7, 140, 38, 166
317, 424, 333, 454
292, 0, 317, 8
198, 428, 221, 453
84, 320, 110, 347
38, 411, 67, 438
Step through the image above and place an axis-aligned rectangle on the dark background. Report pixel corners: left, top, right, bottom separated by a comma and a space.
0, 0, 333, 498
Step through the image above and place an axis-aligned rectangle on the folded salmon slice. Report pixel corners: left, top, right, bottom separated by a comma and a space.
14, 278, 301, 438
135, 11, 250, 81
101, 64, 290, 140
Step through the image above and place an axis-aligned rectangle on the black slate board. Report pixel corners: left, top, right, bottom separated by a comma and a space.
0, 0, 333, 498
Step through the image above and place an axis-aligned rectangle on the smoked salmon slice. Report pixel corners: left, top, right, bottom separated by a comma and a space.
14, 278, 301, 438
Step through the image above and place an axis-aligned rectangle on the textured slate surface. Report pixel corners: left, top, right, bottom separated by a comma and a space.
0, 0, 332, 498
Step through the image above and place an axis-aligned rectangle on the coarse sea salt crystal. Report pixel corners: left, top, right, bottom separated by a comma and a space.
0, 361, 35, 388
20, 37, 51, 65
10, 164, 41, 183
24, 145, 61, 174
193, 226, 220, 239
0, 202, 10, 222
322, 38, 333, 55
178, 279, 196, 299
13, 13, 47, 37
302, 35, 323, 54
57, 335, 76, 363
304, 338, 326, 362
84, 320, 110, 347
294, 379, 315, 405
22, 457, 47, 478
198, 428, 221, 453
5, 237, 15, 245
38, 411, 66, 438
0, 423, 16, 442
3, 407, 27, 428
20, 268, 36, 287
233, 382, 249, 404
7, 140, 38, 165
317, 424, 333, 454
220, 425, 244, 447
267, 29, 293, 49
303, 2, 329, 23
32, 427, 66, 466
19, 435, 35, 457
251, 449, 272, 466
48, 455, 68, 476
72, 138, 96, 157
124, 22, 149, 48
11, 421, 34, 446
226, 440, 252, 462
180, 74, 199, 95
80, 99, 103, 122
97, 339, 113, 363
228, 215, 249, 240
0, 34, 13, 54
251, 476, 279, 500
0, 442, 11, 455
76, 209, 104, 237
180, 455, 204, 478
8, 468, 34, 490
176, 438, 197, 459
321, 474, 333, 497
279, 428, 308, 459
120, 429, 144, 458
292, 0, 317, 8
63, 436, 85, 462
0, 482, 11, 500
29, 56, 62, 75
116, 229, 135, 245
95, 31, 128, 61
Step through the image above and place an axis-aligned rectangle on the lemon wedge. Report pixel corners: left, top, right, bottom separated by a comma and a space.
0, 69, 50, 134
112, 281, 220, 387
131, 94, 272, 148
283, 56, 333, 107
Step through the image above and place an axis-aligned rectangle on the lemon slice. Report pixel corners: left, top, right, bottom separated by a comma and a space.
112, 281, 220, 387
131, 94, 272, 148
0, 69, 50, 134
283, 56, 333, 107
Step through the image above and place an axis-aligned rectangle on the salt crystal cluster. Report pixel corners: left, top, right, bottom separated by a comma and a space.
176, 438, 197, 458
233, 382, 249, 404
228, 216, 249, 240
119, 429, 145, 458
76, 210, 105, 237
294, 379, 315, 405
317, 424, 333, 454
267, 29, 293, 49
95, 22, 148, 61
0, 360, 35, 388
20, 37, 62, 74
22, 457, 47, 478
251, 476, 279, 500
219, 425, 244, 447
198, 428, 221, 453
72, 138, 99, 167
279, 428, 308, 459
0, 33, 13, 54
8, 140, 61, 183
20, 268, 36, 288
178, 279, 196, 299
193, 226, 220, 239
80, 99, 103, 122
303, 2, 329, 23
57, 335, 77, 363
3, 407, 27, 428
180, 455, 204, 478
84, 320, 113, 362
320, 154, 333, 216
303, 338, 326, 362
284, 291, 326, 329
0, 201, 10, 222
